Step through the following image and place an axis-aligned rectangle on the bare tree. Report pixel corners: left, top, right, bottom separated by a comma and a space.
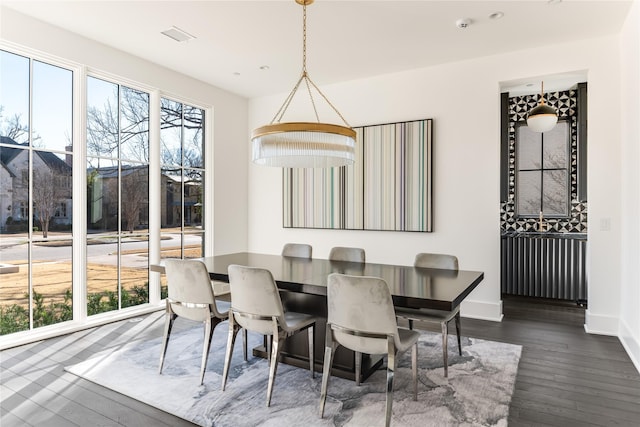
86, 86, 150, 165
120, 88, 150, 163
160, 99, 203, 167
86, 89, 202, 234
32, 168, 66, 238
182, 105, 203, 168
87, 98, 119, 161
0, 106, 42, 145
121, 167, 147, 233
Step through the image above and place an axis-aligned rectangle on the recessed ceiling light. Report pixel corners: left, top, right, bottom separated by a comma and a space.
161, 26, 196, 43
259, 65, 270, 71
489, 11, 504, 20
547, 0, 562, 4
455, 18, 472, 29
233, 72, 241, 76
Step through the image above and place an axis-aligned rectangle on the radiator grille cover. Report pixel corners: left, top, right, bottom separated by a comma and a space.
501, 234, 587, 302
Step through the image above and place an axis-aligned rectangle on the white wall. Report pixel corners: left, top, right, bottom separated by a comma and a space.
0, 7, 249, 256
248, 35, 624, 326
619, 0, 640, 372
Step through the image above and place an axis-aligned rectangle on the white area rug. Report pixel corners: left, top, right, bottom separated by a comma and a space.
65, 321, 521, 427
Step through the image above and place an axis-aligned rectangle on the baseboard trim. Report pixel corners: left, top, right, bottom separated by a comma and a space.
584, 309, 618, 336
461, 299, 503, 322
619, 319, 640, 375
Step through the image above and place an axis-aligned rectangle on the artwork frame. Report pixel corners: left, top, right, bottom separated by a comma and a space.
283, 118, 433, 232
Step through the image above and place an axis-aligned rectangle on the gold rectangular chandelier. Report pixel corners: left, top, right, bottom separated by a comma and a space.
251, 0, 356, 168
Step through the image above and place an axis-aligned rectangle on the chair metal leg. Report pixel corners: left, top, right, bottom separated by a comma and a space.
266, 335, 272, 361
307, 326, 315, 378
199, 317, 215, 385
319, 333, 336, 418
441, 321, 449, 378
242, 328, 248, 361
221, 315, 240, 391
455, 312, 462, 356
355, 351, 362, 386
158, 311, 176, 374
385, 339, 396, 427
266, 334, 283, 407
411, 342, 417, 400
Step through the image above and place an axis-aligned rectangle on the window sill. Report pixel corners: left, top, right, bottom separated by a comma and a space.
0, 303, 164, 351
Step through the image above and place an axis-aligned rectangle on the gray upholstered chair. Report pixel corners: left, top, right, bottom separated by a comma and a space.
222, 264, 316, 407
319, 273, 420, 427
158, 259, 230, 385
328, 246, 365, 263
394, 253, 461, 377
282, 243, 313, 258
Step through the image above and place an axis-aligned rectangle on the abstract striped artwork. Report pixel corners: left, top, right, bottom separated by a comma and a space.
283, 118, 433, 232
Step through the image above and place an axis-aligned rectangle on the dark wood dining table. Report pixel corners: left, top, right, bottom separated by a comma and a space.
151, 252, 484, 380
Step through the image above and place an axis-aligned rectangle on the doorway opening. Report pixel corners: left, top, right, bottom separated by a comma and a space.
499, 72, 588, 321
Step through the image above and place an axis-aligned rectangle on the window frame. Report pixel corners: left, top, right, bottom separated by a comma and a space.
159, 96, 206, 260
0, 42, 213, 348
515, 119, 571, 219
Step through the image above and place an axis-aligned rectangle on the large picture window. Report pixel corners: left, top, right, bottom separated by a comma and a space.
86, 76, 150, 315
0, 50, 74, 334
0, 47, 211, 342
516, 121, 570, 217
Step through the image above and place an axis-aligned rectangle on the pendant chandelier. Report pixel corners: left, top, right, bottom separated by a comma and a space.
251, 0, 356, 168
526, 81, 558, 133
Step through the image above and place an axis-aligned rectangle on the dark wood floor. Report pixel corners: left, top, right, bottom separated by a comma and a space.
1, 296, 639, 426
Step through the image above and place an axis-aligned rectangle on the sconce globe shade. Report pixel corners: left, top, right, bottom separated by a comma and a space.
526, 103, 558, 133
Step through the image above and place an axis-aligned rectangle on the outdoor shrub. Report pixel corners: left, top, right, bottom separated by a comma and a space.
0, 304, 29, 335
122, 284, 149, 308
87, 292, 106, 315
32, 289, 73, 328
1, 282, 168, 336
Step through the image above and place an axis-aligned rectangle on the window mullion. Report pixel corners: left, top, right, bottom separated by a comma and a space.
73, 65, 88, 323
27, 58, 34, 330
148, 90, 161, 305
540, 133, 545, 213
117, 85, 122, 311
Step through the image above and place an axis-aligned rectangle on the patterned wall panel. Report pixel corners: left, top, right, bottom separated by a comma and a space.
283, 118, 433, 232
500, 89, 587, 233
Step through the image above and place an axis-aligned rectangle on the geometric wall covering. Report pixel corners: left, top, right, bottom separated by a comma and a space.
283, 119, 433, 231
501, 88, 588, 234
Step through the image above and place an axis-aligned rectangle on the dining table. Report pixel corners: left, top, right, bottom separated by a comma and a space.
151, 252, 484, 381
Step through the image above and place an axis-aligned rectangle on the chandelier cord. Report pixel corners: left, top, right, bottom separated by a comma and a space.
271, 74, 305, 124
302, 1, 307, 74
269, 0, 351, 128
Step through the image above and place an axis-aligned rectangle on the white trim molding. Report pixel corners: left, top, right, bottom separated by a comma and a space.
584, 309, 619, 336
461, 299, 503, 322
619, 319, 640, 374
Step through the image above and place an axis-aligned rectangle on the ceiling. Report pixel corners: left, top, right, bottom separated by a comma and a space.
2, 0, 633, 99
